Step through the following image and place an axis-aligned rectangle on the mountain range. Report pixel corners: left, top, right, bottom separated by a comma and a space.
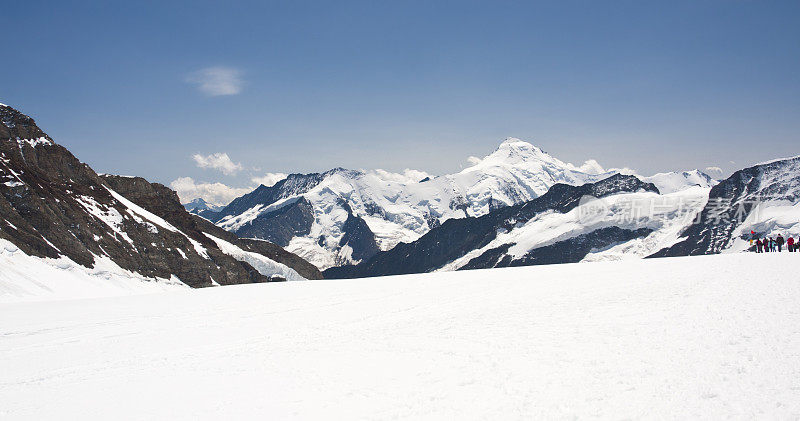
192, 137, 720, 271
2, 102, 797, 297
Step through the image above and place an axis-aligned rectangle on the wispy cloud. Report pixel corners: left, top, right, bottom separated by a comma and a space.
170, 177, 251, 206
186, 66, 243, 96
466, 156, 482, 166
192, 152, 243, 175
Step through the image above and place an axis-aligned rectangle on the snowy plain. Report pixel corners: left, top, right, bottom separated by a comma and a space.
2, 252, 800, 419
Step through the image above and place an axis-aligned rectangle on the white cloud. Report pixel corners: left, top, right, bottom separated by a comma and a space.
192, 152, 243, 175
369, 168, 431, 183
186, 66, 243, 96
704, 166, 725, 179
170, 177, 251, 207
575, 159, 605, 175
466, 156, 482, 166
251, 172, 288, 187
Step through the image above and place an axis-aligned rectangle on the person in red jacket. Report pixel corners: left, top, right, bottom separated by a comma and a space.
788, 236, 796, 252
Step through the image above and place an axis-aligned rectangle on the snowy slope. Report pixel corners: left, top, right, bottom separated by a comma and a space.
2, 253, 799, 419
0, 238, 188, 303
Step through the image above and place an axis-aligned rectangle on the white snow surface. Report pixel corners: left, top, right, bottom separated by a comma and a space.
2, 253, 799, 419
0, 238, 187, 303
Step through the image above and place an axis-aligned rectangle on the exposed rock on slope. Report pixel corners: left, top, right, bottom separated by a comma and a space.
0, 104, 316, 291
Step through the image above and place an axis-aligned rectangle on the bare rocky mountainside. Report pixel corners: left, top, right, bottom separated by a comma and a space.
0, 104, 321, 289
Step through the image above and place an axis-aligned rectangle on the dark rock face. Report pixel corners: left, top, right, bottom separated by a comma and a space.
0, 106, 49, 141
232, 197, 315, 247
338, 202, 380, 263
460, 227, 653, 269
324, 174, 658, 279
650, 157, 800, 257
0, 104, 320, 287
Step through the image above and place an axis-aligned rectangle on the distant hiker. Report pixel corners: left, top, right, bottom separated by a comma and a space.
777, 235, 784, 252
756, 239, 763, 253
787, 236, 795, 252
764, 238, 771, 252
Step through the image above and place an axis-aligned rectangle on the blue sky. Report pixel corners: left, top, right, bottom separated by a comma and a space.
2, 0, 799, 204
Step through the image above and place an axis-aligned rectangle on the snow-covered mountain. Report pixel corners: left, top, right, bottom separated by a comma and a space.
184, 197, 223, 213
210, 137, 716, 270
0, 104, 320, 301
324, 174, 711, 278
184, 197, 225, 221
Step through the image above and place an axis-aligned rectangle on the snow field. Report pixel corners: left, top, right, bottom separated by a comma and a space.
2, 252, 799, 419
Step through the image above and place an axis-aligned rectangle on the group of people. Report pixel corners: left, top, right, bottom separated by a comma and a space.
755, 234, 798, 253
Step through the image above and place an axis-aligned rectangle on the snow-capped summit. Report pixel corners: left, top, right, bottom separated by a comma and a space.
183, 197, 223, 213
480, 137, 606, 175
448, 138, 618, 215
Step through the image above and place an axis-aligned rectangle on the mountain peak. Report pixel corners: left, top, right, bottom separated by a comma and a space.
0, 104, 53, 145
497, 137, 544, 153
477, 137, 608, 176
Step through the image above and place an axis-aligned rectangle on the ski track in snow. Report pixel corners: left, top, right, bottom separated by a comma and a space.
2, 253, 799, 419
